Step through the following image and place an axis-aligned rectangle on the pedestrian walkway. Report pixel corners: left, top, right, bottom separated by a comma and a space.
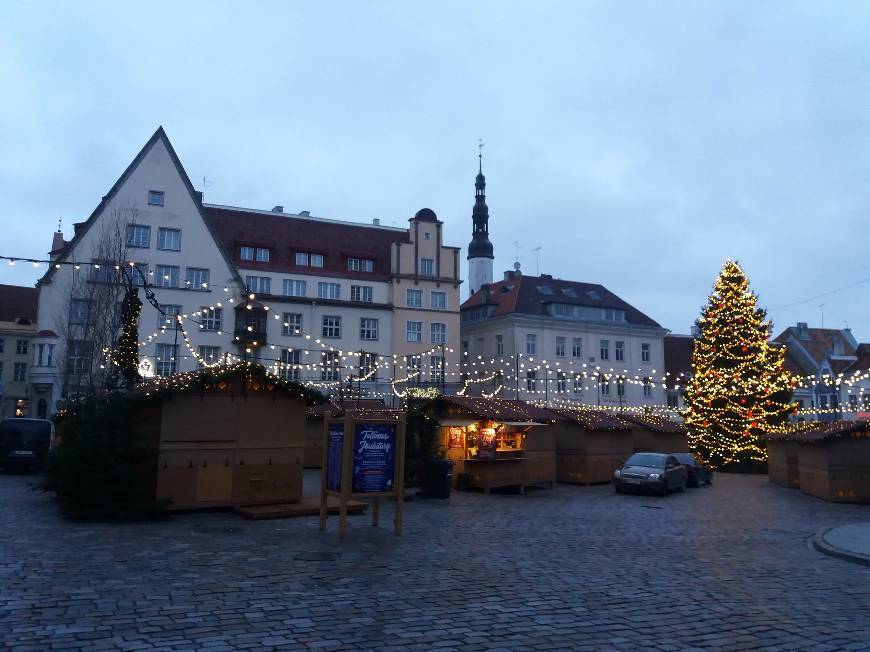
815, 522, 870, 566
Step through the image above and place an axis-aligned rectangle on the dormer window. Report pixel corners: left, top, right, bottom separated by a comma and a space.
241, 246, 255, 261
347, 257, 374, 272
148, 190, 165, 207
296, 252, 324, 267
255, 248, 270, 262
537, 286, 554, 295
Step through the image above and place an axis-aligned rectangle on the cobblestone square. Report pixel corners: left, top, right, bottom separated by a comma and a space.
1, 472, 869, 651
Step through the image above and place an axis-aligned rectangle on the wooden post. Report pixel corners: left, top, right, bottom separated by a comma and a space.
318, 417, 329, 531
395, 413, 406, 536
372, 497, 380, 527
339, 414, 353, 539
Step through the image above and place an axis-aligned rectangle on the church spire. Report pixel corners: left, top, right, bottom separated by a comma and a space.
467, 140, 494, 297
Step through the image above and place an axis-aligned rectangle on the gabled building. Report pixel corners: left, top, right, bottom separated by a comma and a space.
663, 333, 694, 411
0, 285, 38, 417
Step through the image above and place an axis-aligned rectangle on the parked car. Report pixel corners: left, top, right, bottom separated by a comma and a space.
672, 452, 713, 487
0, 418, 53, 473
614, 452, 687, 496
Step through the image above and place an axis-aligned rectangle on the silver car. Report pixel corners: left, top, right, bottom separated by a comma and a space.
613, 452, 687, 496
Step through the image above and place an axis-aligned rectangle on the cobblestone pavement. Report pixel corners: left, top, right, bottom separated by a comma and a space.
2, 472, 869, 651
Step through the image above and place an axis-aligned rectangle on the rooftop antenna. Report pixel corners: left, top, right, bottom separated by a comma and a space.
478, 138, 484, 172
513, 240, 520, 264
819, 303, 825, 329
56, 217, 62, 233
202, 176, 213, 200
532, 246, 542, 275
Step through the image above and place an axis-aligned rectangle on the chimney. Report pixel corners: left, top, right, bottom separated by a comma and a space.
503, 261, 522, 280
299, 210, 310, 217
50, 230, 66, 260
843, 327, 858, 349
540, 273, 553, 280
372, 218, 380, 226
481, 283, 490, 304
73, 222, 85, 236
271, 205, 283, 213
690, 325, 700, 338
194, 191, 203, 205
796, 322, 810, 340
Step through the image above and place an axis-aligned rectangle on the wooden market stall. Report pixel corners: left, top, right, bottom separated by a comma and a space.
620, 413, 689, 453
549, 408, 634, 485
765, 436, 801, 488
788, 420, 870, 504
140, 365, 323, 510
304, 399, 386, 468
425, 396, 557, 493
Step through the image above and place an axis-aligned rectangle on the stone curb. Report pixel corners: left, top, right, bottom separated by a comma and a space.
813, 527, 870, 567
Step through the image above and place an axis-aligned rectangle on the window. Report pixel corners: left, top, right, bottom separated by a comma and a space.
198, 346, 221, 367
16, 340, 28, 355
667, 394, 679, 408
616, 378, 625, 397
526, 334, 537, 355
359, 352, 377, 379
282, 313, 303, 336
155, 265, 179, 288
420, 258, 434, 276
600, 339, 609, 360
615, 341, 625, 362
572, 338, 583, 358
186, 268, 209, 290
430, 355, 444, 383
406, 321, 423, 342
283, 279, 307, 297
351, 285, 373, 302
156, 344, 177, 377
537, 285, 554, 295
557, 372, 567, 393
89, 261, 117, 284
130, 263, 149, 287
13, 362, 26, 382
126, 224, 151, 248
148, 190, 164, 206
158, 304, 182, 329
200, 307, 222, 332
641, 343, 651, 363
322, 316, 341, 338
69, 299, 91, 325
295, 252, 308, 266
347, 257, 374, 272
405, 355, 421, 377
241, 246, 255, 261
0, 339, 3, 353
66, 340, 92, 375
245, 276, 271, 294
430, 291, 447, 310
496, 334, 503, 355
318, 282, 341, 300
35, 343, 54, 367
157, 228, 181, 251
255, 248, 270, 262
280, 350, 301, 381
430, 322, 447, 344
321, 351, 340, 381
850, 394, 859, 410
573, 375, 583, 394
555, 337, 566, 357
643, 378, 652, 398
406, 289, 423, 307
526, 370, 537, 392
600, 376, 610, 396
424, 232, 431, 240
311, 254, 325, 267
360, 318, 379, 340
240, 313, 266, 335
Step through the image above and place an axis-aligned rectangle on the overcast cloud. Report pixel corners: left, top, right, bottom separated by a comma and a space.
2, 1, 869, 340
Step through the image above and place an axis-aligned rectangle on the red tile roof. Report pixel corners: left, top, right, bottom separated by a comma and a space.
206, 205, 409, 281
0, 284, 38, 323
774, 326, 856, 371
664, 335, 694, 388
845, 344, 870, 374
460, 274, 661, 327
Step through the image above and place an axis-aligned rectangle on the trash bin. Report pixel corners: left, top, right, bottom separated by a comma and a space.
423, 459, 453, 499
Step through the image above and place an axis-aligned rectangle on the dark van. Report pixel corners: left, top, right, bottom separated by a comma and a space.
0, 418, 53, 472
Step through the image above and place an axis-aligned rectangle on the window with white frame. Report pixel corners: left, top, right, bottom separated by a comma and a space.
156, 343, 177, 376
430, 291, 447, 309
616, 377, 625, 396
555, 336, 566, 357
245, 276, 271, 294
148, 190, 165, 206
406, 320, 423, 342
430, 322, 447, 344
310, 254, 324, 267
430, 355, 444, 383
600, 375, 610, 396
526, 334, 537, 355
69, 299, 91, 325
643, 378, 652, 398
572, 337, 583, 358
280, 349, 301, 381
283, 279, 307, 297
318, 282, 341, 300
600, 339, 609, 360
184, 267, 209, 292
155, 265, 179, 288
573, 375, 583, 393
198, 345, 221, 367
641, 342, 651, 363
126, 224, 150, 248
66, 339, 92, 375
158, 304, 182, 329
360, 318, 379, 340
496, 334, 503, 355
90, 260, 117, 283
255, 247, 270, 262
557, 372, 567, 393
295, 252, 308, 266
420, 258, 435, 276
358, 352, 377, 379
200, 307, 222, 332
157, 227, 181, 251
405, 354, 421, 377
321, 351, 340, 381
282, 313, 303, 336
34, 343, 55, 367
526, 370, 537, 392
240, 246, 255, 261
16, 340, 27, 355
406, 289, 423, 307
615, 341, 625, 362
13, 362, 26, 382
322, 316, 341, 338
351, 285, 373, 302
130, 263, 149, 287
347, 257, 374, 272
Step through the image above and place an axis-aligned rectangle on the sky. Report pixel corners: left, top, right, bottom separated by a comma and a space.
2, 2, 870, 340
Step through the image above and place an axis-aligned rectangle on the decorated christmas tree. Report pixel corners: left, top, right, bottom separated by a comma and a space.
684, 260, 795, 471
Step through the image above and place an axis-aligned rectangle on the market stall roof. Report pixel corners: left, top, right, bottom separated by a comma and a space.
307, 398, 386, 418
619, 413, 687, 434
765, 419, 870, 442
430, 396, 556, 424
548, 407, 633, 432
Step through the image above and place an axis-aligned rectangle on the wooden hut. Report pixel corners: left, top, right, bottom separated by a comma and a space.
765, 437, 801, 488
425, 396, 556, 493
788, 420, 870, 504
141, 365, 322, 510
304, 399, 386, 468
620, 413, 689, 453
549, 408, 634, 485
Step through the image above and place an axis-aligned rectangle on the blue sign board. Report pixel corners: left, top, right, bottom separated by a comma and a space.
327, 423, 344, 492
352, 423, 396, 493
